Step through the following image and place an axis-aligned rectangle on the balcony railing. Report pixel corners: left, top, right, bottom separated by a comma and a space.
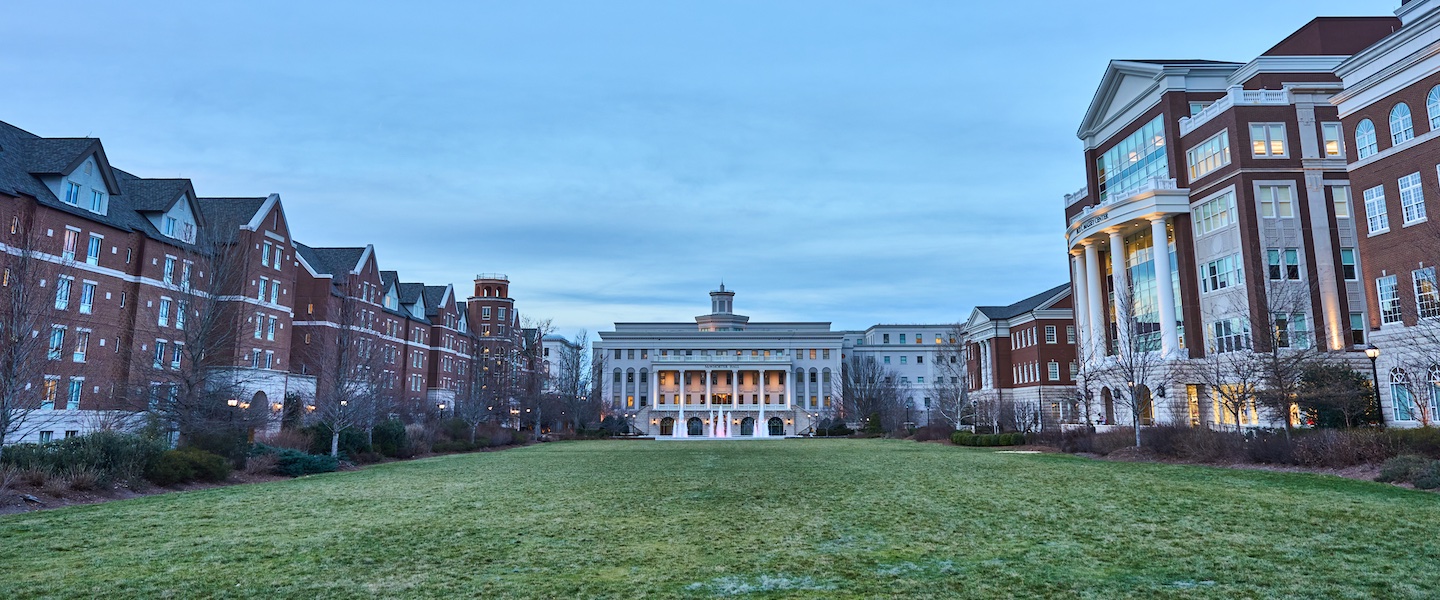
651, 354, 793, 363
1069, 177, 1177, 227
1179, 85, 1291, 136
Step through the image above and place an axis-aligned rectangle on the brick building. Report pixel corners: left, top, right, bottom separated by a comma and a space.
1065, 18, 1396, 429
1334, 0, 1440, 426
963, 284, 1077, 431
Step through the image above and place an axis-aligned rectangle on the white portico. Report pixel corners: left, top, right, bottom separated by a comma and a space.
595, 286, 844, 438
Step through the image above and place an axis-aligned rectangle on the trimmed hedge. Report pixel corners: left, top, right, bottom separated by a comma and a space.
1, 431, 165, 486
273, 449, 339, 477
146, 447, 231, 486
951, 432, 1027, 447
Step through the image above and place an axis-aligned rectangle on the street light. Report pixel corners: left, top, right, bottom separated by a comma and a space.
1366, 344, 1385, 427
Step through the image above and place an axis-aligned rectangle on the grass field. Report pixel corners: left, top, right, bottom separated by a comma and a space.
2, 439, 1438, 599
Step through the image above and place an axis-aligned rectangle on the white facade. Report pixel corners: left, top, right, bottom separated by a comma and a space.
594, 286, 843, 437
841, 325, 954, 426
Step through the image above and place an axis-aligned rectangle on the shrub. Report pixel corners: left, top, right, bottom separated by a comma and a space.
949, 432, 1025, 447
404, 424, 433, 455
183, 428, 250, 468
1387, 428, 1440, 459
1292, 429, 1391, 467
306, 425, 370, 458
1377, 455, 1432, 484
243, 453, 279, 476
0, 431, 165, 485
1414, 462, 1440, 490
256, 428, 313, 452
273, 450, 338, 477
64, 466, 102, 491
913, 424, 954, 442
146, 448, 231, 486
0, 465, 17, 495
1245, 431, 1298, 465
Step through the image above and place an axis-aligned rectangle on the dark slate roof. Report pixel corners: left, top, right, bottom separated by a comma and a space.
398, 283, 425, 304
116, 173, 191, 212
422, 285, 448, 316
196, 197, 266, 239
0, 121, 202, 251
295, 244, 365, 276
19, 137, 97, 174
380, 270, 399, 290
976, 283, 1070, 321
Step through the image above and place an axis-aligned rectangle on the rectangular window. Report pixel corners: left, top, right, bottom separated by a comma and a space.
273, 247, 282, 270
154, 340, 167, 369
172, 344, 183, 369
79, 281, 95, 314
1250, 123, 1286, 157
1193, 192, 1237, 236
1332, 186, 1351, 219
1258, 185, 1294, 218
86, 235, 101, 265
1340, 249, 1357, 280
1350, 312, 1366, 345
262, 241, 272, 266
1400, 172, 1427, 224
254, 313, 264, 339
1364, 185, 1389, 234
72, 330, 89, 363
1378, 275, 1401, 324
163, 257, 175, 284
883, 356, 890, 364
1284, 249, 1300, 280
882, 334, 890, 343
1066, 325, 1076, 344
270, 281, 280, 304
258, 277, 268, 302
158, 298, 171, 327
266, 316, 277, 340
64, 181, 82, 205
1210, 318, 1250, 353
62, 229, 77, 260
41, 377, 58, 409
54, 277, 71, 310
1201, 254, 1243, 293
1096, 115, 1168, 202
181, 262, 192, 289
498, 307, 507, 321
1322, 122, 1345, 157
900, 356, 907, 364
1048, 361, 1060, 381
264, 350, 274, 369
66, 379, 81, 410
164, 217, 177, 237
1414, 267, 1440, 320
1186, 129, 1230, 180
1045, 325, 1056, 343
1267, 249, 1282, 280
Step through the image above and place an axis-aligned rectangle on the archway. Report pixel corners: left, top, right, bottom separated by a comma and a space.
688, 417, 704, 437
1101, 388, 1114, 425
768, 417, 784, 436
740, 417, 754, 436
660, 417, 674, 436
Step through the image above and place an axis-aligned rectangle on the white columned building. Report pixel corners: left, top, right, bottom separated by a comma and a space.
595, 285, 844, 438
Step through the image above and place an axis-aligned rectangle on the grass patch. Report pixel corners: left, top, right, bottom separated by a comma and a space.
1, 440, 1437, 598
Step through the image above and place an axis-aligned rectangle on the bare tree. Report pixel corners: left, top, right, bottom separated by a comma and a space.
1085, 277, 1174, 448
1193, 330, 1264, 433
552, 329, 600, 433
931, 324, 971, 429
1249, 281, 1327, 437
0, 209, 60, 457
306, 292, 389, 457
139, 231, 268, 449
839, 355, 903, 432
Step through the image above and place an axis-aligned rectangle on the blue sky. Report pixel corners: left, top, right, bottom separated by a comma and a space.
2, 0, 1400, 339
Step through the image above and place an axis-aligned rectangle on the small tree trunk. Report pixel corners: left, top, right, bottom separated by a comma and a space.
470, 424, 477, 445
330, 430, 340, 458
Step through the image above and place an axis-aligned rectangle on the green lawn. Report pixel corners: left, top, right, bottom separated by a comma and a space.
2, 440, 1438, 599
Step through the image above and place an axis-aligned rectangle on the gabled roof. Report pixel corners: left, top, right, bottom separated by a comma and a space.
975, 283, 1071, 321
1077, 59, 1241, 142
398, 283, 425, 304
380, 270, 399, 290
295, 244, 367, 276
112, 171, 194, 213
422, 285, 451, 317
196, 196, 267, 237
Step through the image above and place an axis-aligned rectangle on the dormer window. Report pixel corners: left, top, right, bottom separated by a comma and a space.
64, 182, 82, 205
90, 190, 107, 214
164, 217, 177, 237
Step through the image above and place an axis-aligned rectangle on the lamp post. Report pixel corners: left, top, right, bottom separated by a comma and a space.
1366, 344, 1385, 427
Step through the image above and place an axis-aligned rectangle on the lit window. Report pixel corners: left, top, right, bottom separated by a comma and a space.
1193, 191, 1237, 235
1186, 129, 1230, 180
62, 230, 77, 260
1096, 115, 1167, 202
1250, 123, 1286, 157
1390, 103, 1414, 145
1322, 123, 1344, 157
1414, 267, 1440, 320
72, 330, 89, 363
1356, 119, 1377, 158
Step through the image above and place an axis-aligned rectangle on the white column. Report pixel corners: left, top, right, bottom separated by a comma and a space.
1150, 217, 1179, 357
704, 369, 712, 410
757, 370, 767, 436
677, 369, 686, 437
650, 366, 658, 408
786, 368, 794, 409
731, 369, 738, 406
1108, 230, 1129, 346
1071, 250, 1090, 356
1084, 242, 1106, 355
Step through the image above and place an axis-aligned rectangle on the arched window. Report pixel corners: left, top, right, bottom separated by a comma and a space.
1428, 86, 1440, 130
1391, 367, 1414, 421
687, 417, 704, 436
740, 417, 755, 436
1390, 103, 1414, 145
660, 417, 674, 436
1356, 119, 1377, 158
768, 417, 784, 436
